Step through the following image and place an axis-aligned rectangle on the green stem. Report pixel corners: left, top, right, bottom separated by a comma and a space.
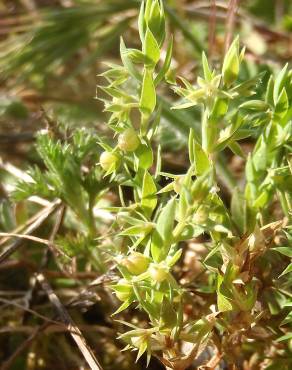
173, 208, 192, 240
278, 190, 290, 219
201, 108, 209, 153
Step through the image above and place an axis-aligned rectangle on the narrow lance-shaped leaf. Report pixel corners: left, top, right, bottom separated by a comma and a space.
155, 36, 173, 86
202, 51, 212, 82
273, 63, 288, 104
222, 37, 240, 86
228, 141, 245, 159
138, 0, 146, 43
265, 75, 274, 105
274, 88, 288, 121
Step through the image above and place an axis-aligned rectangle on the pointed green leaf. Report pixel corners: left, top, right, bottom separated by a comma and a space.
273, 247, 292, 258
239, 100, 269, 111
222, 37, 240, 86
273, 63, 288, 104
228, 141, 245, 158
140, 68, 156, 115
143, 28, 160, 66
155, 36, 173, 85
193, 141, 210, 175
274, 88, 288, 120
151, 198, 176, 262
279, 263, 292, 277
265, 75, 274, 105
136, 341, 148, 362
138, 0, 146, 42
202, 52, 212, 82
120, 38, 141, 81
135, 144, 153, 170
217, 274, 234, 312
141, 171, 157, 217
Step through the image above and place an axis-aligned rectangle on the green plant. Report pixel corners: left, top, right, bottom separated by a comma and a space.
9, 0, 292, 369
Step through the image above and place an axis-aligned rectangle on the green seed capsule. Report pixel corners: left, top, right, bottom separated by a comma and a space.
193, 207, 209, 224
118, 128, 140, 152
149, 264, 168, 283
100, 151, 120, 172
121, 252, 150, 275
114, 279, 132, 301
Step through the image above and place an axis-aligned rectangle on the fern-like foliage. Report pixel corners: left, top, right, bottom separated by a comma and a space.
13, 129, 110, 234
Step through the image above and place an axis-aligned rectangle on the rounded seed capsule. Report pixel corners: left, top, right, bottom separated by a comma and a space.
121, 252, 150, 275
193, 207, 209, 224
149, 264, 168, 283
118, 128, 140, 152
100, 151, 119, 172
114, 279, 132, 301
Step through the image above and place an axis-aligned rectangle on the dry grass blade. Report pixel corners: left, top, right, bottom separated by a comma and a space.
208, 0, 217, 59
36, 273, 104, 370
224, 0, 240, 53
0, 232, 70, 259
0, 297, 63, 325
0, 205, 53, 247
0, 324, 114, 335
0, 199, 61, 264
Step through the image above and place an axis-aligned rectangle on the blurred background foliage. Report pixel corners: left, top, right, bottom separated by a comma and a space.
0, 1, 291, 369
0, 0, 291, 162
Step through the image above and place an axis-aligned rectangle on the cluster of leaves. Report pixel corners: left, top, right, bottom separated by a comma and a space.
14, 130, 100, 221
9, 1, 292, 369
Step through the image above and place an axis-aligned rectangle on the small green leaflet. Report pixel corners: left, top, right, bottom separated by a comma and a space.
120, 37, 141, 81
273, 63, 288, 104
155, 36, 173, 86
217, 274, 234, 312
273, 247, 292, 258
135, 144, 153, 170
141, 171, 157, 217
151, 198, 176, 262
274, 88, 288, 121
279, 263, 292, 277
143, 28, 160, 66
231, 188, 246, 235
140, 68, 156, 115
222, 37, 239, 86
193, 141, 210, 175
202, 51, 212, 82
276, 332, 292, 342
